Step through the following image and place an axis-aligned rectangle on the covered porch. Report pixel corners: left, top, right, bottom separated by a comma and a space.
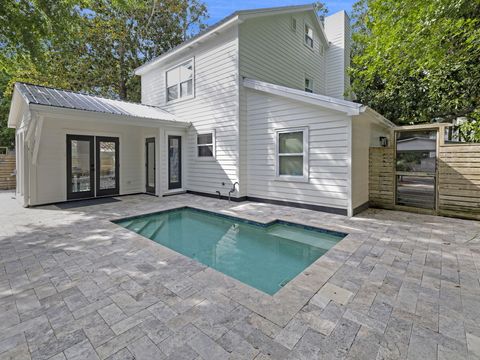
8, 83, 190, 206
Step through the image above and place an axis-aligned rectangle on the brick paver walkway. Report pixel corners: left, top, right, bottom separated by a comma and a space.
1, 191, 480, 359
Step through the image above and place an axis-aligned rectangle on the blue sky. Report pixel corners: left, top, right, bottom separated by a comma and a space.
204, 0, 357, 24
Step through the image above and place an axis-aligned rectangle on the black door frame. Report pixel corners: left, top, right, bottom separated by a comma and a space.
168, 135, 182, 190
96, 136, 120, 197
66, 134, 95, 200
145, 137, 156, 194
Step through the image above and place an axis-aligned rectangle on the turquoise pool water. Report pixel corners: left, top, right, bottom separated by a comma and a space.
114, 207, 345, 295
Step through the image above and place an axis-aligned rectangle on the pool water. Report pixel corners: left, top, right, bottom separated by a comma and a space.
114, 207, 345, 295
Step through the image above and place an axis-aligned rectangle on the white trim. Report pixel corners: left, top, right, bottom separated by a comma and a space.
143, 135, 158, 195
346, 118, 353, 217
134, 5, 330, 75
196, 129, 216, 160
8, 89, 27, 128
165, 58, 195, 104
304, 21, 314, 50
291, 16, 297, 32
32, 116, 44, 165
275, 127, 309, 183
165, 130, 186, 192
244, 78, 362, 115
135, 16, 239, 75
28, 104, 189, 128
304, 76, 313, 93
360, 106, 396, 128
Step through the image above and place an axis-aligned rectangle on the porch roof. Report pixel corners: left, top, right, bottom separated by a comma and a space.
10, 83, 186, 127
243, 78, 396, 129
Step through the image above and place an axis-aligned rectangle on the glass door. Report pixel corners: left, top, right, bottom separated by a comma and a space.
145, 138, 156, 194
396, 130, 437, 209
168, 135, 182, 189
96, 137, 119, 197
67, 135, 94, 200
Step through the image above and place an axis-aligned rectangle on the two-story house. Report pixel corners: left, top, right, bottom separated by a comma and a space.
8, 4, 394, 216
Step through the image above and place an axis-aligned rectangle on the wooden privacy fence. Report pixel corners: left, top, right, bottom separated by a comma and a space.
0, 154, 16, 190
369, 143, 480, 220
438, 143, 480, 219
369, 147, 395, 209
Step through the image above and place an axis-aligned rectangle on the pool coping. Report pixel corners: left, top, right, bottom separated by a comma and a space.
111, 205, 348, 238
110, 205, 364, 327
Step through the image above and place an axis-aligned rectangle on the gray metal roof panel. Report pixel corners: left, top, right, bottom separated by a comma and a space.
15, 83, 177, 122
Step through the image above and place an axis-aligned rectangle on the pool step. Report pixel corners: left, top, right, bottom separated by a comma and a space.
267, 226, 339, 251
149, 220, 165, 239
120, 220, 133, 228
137, 220, 155, 234
125, 219, 149, 232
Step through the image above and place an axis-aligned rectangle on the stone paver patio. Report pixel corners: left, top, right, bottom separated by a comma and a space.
1, 191, 480, 359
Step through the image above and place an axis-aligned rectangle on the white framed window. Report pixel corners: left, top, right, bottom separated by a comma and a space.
166, 59, 194, 103
197, 130, 215, 158
276, 127, 309, 182
304, 23, 314, 48
305, 77, 313, 93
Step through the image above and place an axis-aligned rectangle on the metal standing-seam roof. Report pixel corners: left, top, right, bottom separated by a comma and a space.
15, 82, 177, 122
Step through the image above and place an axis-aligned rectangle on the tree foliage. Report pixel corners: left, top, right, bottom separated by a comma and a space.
350, 0, 480, 137
0, 0, 208, 147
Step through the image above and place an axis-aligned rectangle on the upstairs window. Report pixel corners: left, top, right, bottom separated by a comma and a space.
276, 128, 309, 182
291, 17, 297, 32
166, 59, 194, 102
305, 78, 313, 93
304, 23, 314, 48
197, 131, 215, 158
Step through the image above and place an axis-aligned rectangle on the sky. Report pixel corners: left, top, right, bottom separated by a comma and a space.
204, 0, 357, 24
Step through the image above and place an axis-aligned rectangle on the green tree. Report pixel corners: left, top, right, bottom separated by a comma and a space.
350, 0, 480, 139
0, 0, 208, 147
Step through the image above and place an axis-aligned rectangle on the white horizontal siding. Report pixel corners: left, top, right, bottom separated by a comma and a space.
141, 27, 239, 195
239, 11, 326, 95
246, 89, 351, 210
324, 11, 350, 99
351, 112, 391, 211
33, 117, 147, 205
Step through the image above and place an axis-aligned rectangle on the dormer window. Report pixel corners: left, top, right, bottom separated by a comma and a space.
304, 24, 314, 48
166, 59, 194, 102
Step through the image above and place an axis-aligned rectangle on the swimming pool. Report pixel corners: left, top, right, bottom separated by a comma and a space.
114, 207, 346, 295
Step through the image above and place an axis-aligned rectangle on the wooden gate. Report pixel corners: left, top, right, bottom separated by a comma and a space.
369, 125, 480, 220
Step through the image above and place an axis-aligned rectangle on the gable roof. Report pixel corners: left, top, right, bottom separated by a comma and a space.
243, 78, 396, 128
135, 3, 328, 76
10, 83, 179, 126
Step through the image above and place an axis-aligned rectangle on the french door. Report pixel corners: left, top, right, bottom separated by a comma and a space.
168, 135, 182, 190
66, 135, 119, 200
145, 138, 156, 194
67, 135, 95, 200
96, 137, 119, 197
